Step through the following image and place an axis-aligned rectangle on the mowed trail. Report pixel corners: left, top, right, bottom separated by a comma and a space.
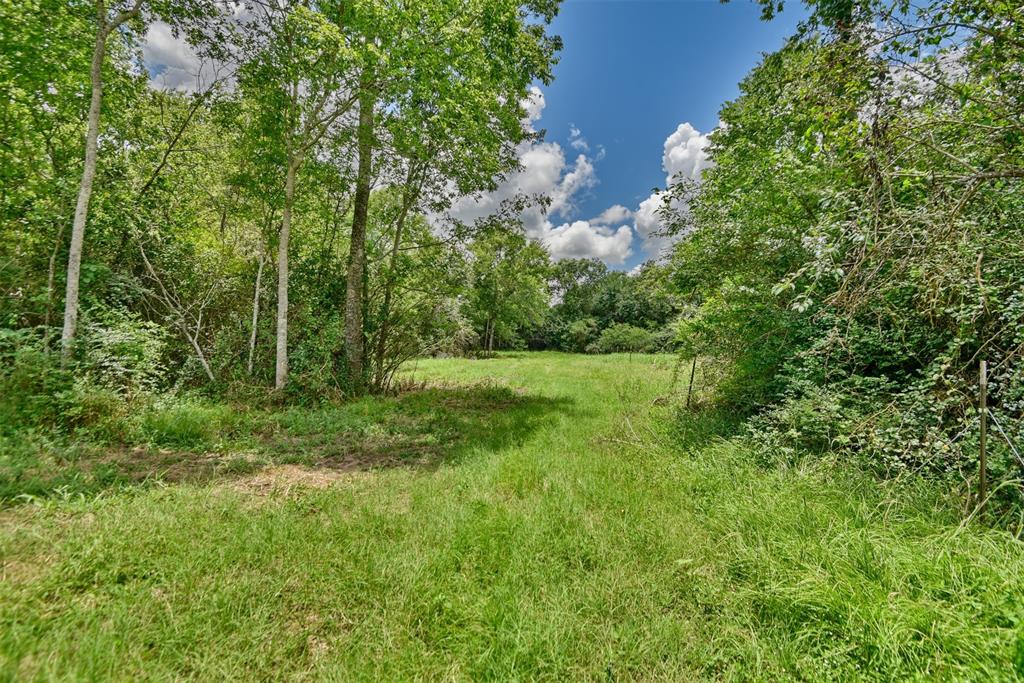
2, 353, 698, 680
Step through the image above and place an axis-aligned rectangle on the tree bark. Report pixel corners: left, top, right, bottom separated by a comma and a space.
60, 30, 107, 363
343, 78, 375, 395
275, 157, 298, 390
60, 0, 141, 362
248, 251, 265, 376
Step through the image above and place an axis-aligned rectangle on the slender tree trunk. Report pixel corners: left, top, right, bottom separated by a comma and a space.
59, 0, 141, 361
179, 318, 216, 384
60, 31, 107, 363
44, 224, 66, 348
248, 251, 265, 376
275, 157, 298, 390
343, 79, 375, 395
373, 182, 417, 390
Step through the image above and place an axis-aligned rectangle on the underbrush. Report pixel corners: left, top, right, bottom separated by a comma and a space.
0, 353, 553, 505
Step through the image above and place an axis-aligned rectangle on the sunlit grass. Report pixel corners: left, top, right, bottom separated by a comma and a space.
1, 352, 1022, 680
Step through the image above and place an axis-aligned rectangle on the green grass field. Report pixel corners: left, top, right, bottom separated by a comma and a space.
2, 353, 1023, 680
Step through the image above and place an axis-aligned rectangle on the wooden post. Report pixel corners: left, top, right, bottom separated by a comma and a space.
979, 360, 988, 511
685, 357, 697, 410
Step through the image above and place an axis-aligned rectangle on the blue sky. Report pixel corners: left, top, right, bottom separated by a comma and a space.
525, 0, 807, 269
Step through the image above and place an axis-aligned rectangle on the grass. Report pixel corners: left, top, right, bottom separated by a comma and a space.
1, 352, 1023, 680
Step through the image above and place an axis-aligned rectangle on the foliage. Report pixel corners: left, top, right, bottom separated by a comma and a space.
540, 259, 679, 353
463, 225, 551, 352
666, 1, 1024, 497
588, 323, 653, 354
0, 0, 562, 407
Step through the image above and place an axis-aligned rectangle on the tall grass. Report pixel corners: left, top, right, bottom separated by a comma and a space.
1, 353, 1022, 680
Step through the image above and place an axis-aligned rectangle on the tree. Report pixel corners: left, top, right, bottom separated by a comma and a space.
239, 4, 359, 390
464, 226, 550, 352
340, 0, 562, 394
58, 0, 219, 362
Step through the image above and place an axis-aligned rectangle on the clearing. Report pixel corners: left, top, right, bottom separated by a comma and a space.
1, 353, 1022, 680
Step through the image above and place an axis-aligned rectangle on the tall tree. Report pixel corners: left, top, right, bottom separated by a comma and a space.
60, 0, 144, 362
340, 0, 562, 394
59, 0, 219, 361
239, 4, 359, 390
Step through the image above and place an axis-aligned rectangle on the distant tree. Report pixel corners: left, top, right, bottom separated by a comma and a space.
591, 323, 653, 355
465, 226, 550, 353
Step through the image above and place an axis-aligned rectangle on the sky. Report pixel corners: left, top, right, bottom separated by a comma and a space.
143, 0, 806, 270
452, 0, 807, 270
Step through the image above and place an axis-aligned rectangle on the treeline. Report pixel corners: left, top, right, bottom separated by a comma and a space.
665, 0, 1024, 504
1, 0, 568, 407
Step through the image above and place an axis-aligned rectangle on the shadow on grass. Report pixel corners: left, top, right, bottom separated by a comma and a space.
0, 383, 574, 504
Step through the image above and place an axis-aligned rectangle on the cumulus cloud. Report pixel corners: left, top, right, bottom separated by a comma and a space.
523, 85, 546, 125
630, 121, 712, 259
591, 204, 633, 226
546, 221, 633, 264
662, 122, 711, 184
449, 94, 634, 265
634, 192, 666, 243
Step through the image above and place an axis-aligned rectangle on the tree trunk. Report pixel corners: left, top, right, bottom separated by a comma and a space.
248, 251, 265, 376
275, 158, 298, 391
60, 30, 107, 363
373, 181, 417, 391
343, 79, 375, 395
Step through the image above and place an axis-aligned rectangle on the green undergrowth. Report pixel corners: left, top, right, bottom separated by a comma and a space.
0, 379, 565, 505
1, 353, 1022, 680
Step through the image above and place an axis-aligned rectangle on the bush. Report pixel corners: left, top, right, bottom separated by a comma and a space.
0, 328, 74, 433
565, 317, 599, 352
590, 323, 653, 354
80, 308, 167, 395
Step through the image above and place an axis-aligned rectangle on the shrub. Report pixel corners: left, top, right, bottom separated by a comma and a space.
0, 328, 74, 433
80, 307, 167, 396
565, 317, 599, 352
590, 323, 653, 354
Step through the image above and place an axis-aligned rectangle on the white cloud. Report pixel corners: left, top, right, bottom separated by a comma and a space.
569, 124, 589, 152
523, 85, 546, 125
544, 221, 633, 264
591, 204, 633, 226
448, 89, 633, 265
630, 121, 712, 259
662, 122, 711, 184
634, 192, 665, 243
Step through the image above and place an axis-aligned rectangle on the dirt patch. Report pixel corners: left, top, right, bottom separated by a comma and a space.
223, 465, 356, 497
1, 558, 50, 585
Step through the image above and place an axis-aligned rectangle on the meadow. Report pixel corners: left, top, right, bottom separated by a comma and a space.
2, 353, 1023, 680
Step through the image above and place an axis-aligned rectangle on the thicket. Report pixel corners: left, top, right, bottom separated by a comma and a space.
666, 0, 1024, 513
0, 0, 565, 429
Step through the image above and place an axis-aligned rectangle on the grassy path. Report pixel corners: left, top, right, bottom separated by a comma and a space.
2, 353, 1023, 680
